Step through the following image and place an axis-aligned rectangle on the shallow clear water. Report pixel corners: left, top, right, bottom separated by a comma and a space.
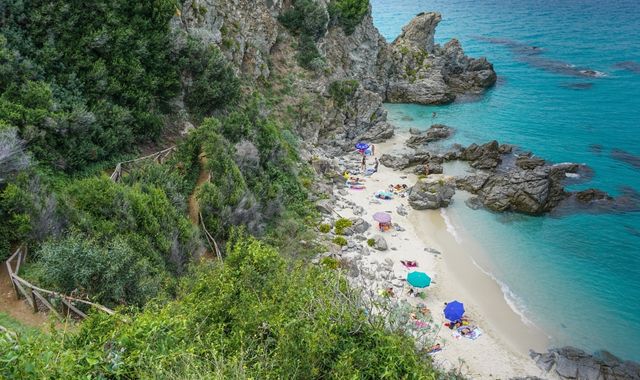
371, 0, 640, 361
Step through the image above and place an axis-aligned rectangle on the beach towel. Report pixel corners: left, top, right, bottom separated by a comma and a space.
401, 260, 418, 268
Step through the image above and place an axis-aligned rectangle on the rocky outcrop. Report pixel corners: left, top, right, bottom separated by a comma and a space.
380, 12, 496, 105
530, 347, 640, 380
460, 140, 506, 169
408, 176, 455, 209
406, 124, 453, 147
472, 165, 573, 214
516, 155, 546, 170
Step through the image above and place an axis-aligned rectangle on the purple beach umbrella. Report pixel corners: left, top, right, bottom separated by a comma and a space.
372, 212, 392, 223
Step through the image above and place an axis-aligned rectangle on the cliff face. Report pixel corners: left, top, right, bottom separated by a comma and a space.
172, 2, 496, 149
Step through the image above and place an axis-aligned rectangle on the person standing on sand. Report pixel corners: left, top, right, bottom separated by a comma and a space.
371, 144, 375, 156
374, 157, 379, 172
361, 155, 366, 172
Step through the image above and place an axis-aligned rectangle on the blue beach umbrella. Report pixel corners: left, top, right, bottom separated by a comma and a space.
355, 142, 369, 151
443, 301, 465, 322
407, 271, 431, 288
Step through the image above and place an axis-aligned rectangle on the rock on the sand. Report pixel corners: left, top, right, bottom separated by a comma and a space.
408, 176, 456, 209
315, 199, 333, 214
349, 217, 371, 234
372, 235, 388, 251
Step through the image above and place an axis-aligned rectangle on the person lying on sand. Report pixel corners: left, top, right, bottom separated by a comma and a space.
427, 343, 442, 354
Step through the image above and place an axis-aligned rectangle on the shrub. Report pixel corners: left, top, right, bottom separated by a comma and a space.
297, 34, 324, 70
367, 238, 375, 247
33, 234, 162, 307
278, 0, 328, 39
320, 256, 340, 269
328, 0, 369, 35
328, 79, 359, 107
318, 223, 331, 233
334, 217, 353, 235
278, 0, 328, 70
333, 236, 348, 246
0, 234, 441, 378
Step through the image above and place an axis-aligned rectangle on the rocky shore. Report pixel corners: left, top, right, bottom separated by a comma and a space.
379, 129, 640, 216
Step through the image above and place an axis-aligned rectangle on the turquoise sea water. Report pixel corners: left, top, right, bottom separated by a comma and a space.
370, 0, 640, 361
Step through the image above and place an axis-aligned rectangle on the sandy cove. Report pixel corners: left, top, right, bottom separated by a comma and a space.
329, 132, 556, 379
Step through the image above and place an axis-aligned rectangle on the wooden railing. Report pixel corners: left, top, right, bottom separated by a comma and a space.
5, 245, 114, 320
110, 146, 176, 182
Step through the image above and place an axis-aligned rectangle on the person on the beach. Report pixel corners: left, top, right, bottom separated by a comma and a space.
372, 144, 376, 156
361, 155, 366, 172
374, 157, 379, 172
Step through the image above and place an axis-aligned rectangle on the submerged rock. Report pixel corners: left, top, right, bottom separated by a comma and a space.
406, 124, 453, 147
408, 176, 456, 209
530, 347, 640, 380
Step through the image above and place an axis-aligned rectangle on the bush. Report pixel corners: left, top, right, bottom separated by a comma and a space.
318, 223, 331, 233
328, 0, 370, 35
320, 256, 340, 269
329, 79, 359, 107
333, 236, 348, 246
278, 0, 328, 39
367, 238, 375, 247
0, 234, 441, 379
0, 1, 239, 171
180, 38, 240, 117
297, 34, 324, 70
334, 218, 353, 235
32, 234, 162, 307
278, 0, 328, 70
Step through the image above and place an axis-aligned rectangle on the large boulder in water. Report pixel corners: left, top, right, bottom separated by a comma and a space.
475, 165, 573, 214
408, 176, 456, 209
461, 140, 503, 169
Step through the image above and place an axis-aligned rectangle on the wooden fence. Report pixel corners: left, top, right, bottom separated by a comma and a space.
110, 146, 176, 182
5, 245, 114, 320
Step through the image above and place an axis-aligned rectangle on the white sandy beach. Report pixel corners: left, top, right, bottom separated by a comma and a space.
331, 132, 556, 379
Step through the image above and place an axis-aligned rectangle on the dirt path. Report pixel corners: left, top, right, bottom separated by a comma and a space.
0, 264, 50, 329
188, 153, 210, 225
188, 153, 215, 260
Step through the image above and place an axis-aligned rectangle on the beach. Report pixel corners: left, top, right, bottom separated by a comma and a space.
332, 132, 554, 379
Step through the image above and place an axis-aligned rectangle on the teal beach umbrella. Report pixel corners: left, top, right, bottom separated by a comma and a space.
407, 271, 431, 288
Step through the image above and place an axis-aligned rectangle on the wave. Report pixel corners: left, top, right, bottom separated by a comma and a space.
440, 208, 461, 243
469, 257, 537, 327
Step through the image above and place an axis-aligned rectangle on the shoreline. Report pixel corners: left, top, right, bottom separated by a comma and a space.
332, 132, 553, 378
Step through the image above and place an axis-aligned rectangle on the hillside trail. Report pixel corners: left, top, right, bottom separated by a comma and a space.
0, 260, 50, 329
188, 153, 215, 260
1, 149, 213, 329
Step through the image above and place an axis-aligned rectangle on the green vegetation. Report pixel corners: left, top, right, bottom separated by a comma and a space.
0, 1, 444, 377
0, 1, 236, 171
329, 79, 360, 107
333, 236, 348, 246
278, 0, 328, 69
0, 234, 439, 379
334, 217, 353, 235
320, 256, 341, 269
367, 238, 376, 247
319, 223, 332, 233
328, 0, 370, 35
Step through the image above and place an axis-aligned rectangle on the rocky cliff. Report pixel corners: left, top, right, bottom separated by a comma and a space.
172, 1, 495, 151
